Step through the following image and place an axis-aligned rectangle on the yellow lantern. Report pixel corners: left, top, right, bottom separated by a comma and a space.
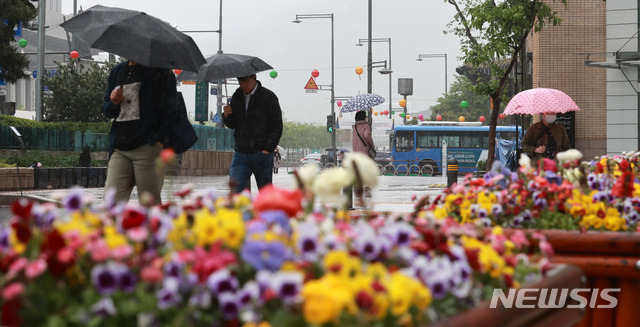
406, 115, 411, 119
399, 99, 407, 107
374, 111, 378, 116
459, 116, 465, 122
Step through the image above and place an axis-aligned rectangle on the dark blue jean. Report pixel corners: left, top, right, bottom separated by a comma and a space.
230, 151, 274, 193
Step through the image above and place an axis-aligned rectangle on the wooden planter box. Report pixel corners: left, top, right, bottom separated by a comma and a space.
431, 264, 585, 327
483, 229, 640, 327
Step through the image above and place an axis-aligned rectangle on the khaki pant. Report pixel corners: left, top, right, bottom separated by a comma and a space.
104, 143, 165, 204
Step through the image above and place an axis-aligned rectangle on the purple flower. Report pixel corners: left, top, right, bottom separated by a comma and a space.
271, 272, 303, 304
188, 289, 212, 309
521, 210, 533, 223
511, 216, 524, 227
0, 228, 9, 251
477, 218, 492, 227
297, 233, 319, 261
103, 188, 117, 210
544, 171, 562, 185
207, 268, 239, 295
625, 211, 639, 225
261, 210, 292, 233
534, 197, 547, 208
91, 297, 116, 317
241, 240, 287, 272
91, 262, 128, 295
164, 261, 183, 279
491, 204, 503, 217
238, 281, 260, 307
388, 222, 415, 247
64, 188, 84, 211
218, 292, 240, 320
354, 234, 382, 261
157, 288, 181, 309
477, 208, 488, 219
119, 271, 137, 293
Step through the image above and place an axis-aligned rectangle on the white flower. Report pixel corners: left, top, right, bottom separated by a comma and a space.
343, 152, 379, 188
518, 153, 531, 169
311, 167, 353, 206
296, 164, 320, 190
556, 149, 583, 163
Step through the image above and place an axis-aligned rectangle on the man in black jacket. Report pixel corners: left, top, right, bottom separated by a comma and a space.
223, 74, 283, 193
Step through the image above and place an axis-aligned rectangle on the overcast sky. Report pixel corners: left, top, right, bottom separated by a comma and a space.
61, 0, 463, 125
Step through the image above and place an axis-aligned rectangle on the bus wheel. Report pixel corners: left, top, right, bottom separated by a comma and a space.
409, 165, 421, 176
419, 161, 438, 176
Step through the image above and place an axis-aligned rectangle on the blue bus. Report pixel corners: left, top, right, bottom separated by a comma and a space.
390, 122, 521, 175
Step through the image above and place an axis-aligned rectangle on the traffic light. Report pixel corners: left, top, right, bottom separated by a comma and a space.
326, 114, 334, 133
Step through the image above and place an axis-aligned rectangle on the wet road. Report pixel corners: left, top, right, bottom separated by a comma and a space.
1, 172, 457, 222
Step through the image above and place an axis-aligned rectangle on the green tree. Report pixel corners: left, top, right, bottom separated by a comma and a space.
279, 121, 330, 150
445, 0, 565, 168
43, 60, 115, 122
0, 0, 37, 83
430, 75, 492, 122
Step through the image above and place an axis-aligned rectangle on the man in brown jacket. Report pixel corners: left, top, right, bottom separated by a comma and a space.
522, 113, 571, 165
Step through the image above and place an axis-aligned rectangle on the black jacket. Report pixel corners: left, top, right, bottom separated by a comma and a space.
223, 81, 283, 153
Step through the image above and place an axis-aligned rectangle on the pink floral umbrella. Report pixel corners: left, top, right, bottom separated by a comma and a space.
503, 88, 581, 115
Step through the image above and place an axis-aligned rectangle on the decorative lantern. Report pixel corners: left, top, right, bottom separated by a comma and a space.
355, 67, 363, 75
499, 113, 506, 119
270, 70, 278, 79
436, 115, 442, 121
459, 116, 465, 122
374, 111, 378, 116
391, 111, 395, 115
418, 114, 424, 120
460, 101, 469, 109
406, 115, 411, 120
311, 69, 319, 78
399, 99, 407, 108
70, 50, 80, 59
173, 69, 183, 76
479, 116, 485, 122
336, 100, 342, 107
400, 112, 406, 118
18, 39, 28, 48
384, 110, 389, 115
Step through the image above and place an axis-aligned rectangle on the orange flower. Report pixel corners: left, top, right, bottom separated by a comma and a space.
253, 185, 303, 218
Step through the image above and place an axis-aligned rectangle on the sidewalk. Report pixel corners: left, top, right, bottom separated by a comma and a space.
1, 173, 452, 220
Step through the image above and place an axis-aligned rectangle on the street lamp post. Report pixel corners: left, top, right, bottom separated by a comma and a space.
293, 13, 336, 165
357, 38, 392, 120
35, 0, 46, 121
416, 54, 448, 96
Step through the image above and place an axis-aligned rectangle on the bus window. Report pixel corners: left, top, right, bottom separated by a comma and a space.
441, 135, 460, 148
395, 131, 414, 152
417, 132, 438, 148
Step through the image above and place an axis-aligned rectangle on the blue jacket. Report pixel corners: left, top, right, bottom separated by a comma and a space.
102, 62, 176, 157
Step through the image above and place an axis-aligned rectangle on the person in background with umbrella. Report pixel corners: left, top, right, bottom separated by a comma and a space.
353, 110, 375, 157
102, 60, 176, 204
522, 112, 571, 165
223, 74, 283, 194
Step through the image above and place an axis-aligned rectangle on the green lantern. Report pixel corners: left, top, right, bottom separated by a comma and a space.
269, 70, 278, 79
400, 112, 406, 118
460, 101, 469, 109
19, 39, 28, 48
391, 111, 395, 115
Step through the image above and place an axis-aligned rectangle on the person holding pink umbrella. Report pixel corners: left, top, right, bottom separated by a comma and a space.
522, 113, 571, 165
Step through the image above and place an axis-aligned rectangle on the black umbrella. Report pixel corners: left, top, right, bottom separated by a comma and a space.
60, 5, 205, 72
177, 52, 273, 82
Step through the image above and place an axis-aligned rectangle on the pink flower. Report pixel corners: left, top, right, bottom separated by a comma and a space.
539, 240, 554, 259
452, 184, 465, 194
8, 258, 28, 278
176, 250, 195, 264
126, 227, 149, 243
510, 230, 529, 249
2, 283, 24, 300
57, 246, 75, 264
111, 245, 134, 260
140, 266, 163, 284
89, 241, 110, 262
64, 231, 85, 250
24, 259, 47, 279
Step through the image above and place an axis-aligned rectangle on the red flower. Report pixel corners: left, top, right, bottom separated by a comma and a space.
121, 207, 146, 230
541, 158, 558, 172
611, 172, 634, 198
9, 220, 31, 244
356, 290, 374, 310
191, 244, 237, 283
464, 248, 481, 271
594, 162, 604, 174
253, 185, 303, 218
1, 298, 23, 327
11, 198, 33, 221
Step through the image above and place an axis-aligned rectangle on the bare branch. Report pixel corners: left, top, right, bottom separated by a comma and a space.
447, 0, 479, 46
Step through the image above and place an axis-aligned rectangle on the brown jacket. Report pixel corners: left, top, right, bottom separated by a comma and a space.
522, 121, 571, 164
352, 121, 374, 154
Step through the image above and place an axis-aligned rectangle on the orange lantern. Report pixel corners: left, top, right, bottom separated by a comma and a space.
459, 116, 465, 122
499, 113, 506, 119
374, 111, 378, 116
70, 50, 79, 59
406, 115, 411, 119
355, 67, 363, 75
436, 115, 442, 121
399, 99, 407, 108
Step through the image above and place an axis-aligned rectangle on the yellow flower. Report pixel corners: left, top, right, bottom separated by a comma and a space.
167, 213, 190, 247
8, 229, 26, 254
387, 273, 413, 315
104, 226, 128, 249
323, 250, 361, 278
433, 207, 448, 220
301, 276, 355, 324
366, 262, 389, 281
604, 208, 627, 231
217, 210, 245, 249
372, 292, 390, 319
193, 209, 220, 247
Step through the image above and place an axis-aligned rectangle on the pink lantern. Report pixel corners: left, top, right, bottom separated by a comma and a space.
418, 114, 424, 120
70, 50, 80, 59
479, 116, 485, 122
436, 115, 442, 121
311, 69, 320, 78
385, 110, 389, 115
336, 100, 342, 107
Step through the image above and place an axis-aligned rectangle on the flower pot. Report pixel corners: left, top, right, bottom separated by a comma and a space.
482, 228, 640, 327
430, 264, 585, 327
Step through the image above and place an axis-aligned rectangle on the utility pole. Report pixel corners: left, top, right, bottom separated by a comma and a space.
216, 0, 224, 127
367, 0, 373, 125
35, 0, 46, 121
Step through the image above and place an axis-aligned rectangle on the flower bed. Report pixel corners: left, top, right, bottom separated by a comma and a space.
419, 150, 640, 327
0, 154, 561, 327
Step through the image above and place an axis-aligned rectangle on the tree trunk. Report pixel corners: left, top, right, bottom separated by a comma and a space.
486, 95, 501, 170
